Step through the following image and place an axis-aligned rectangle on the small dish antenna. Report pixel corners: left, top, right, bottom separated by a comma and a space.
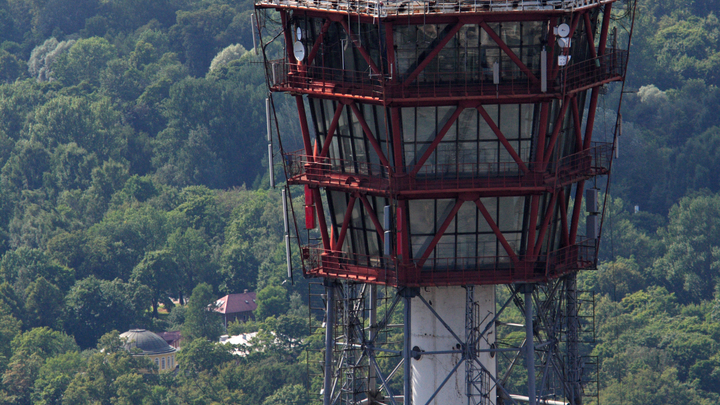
296, 27, 302, 40
294, 41, 306, 61
556, 23, 570, 38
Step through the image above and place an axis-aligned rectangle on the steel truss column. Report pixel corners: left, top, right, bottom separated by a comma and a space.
324, 280, 336, 405
521, 284, 536, 405
565, 274, 582, 405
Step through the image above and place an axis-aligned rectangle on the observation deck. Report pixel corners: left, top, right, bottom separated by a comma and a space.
268, 50, 626, 106
257, 0, 616, 18
261, 0, 621, 287
285, 142, 612, 198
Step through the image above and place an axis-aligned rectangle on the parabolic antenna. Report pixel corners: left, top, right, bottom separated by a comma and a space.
294, 41, 305, 61
557, 23, 570, 38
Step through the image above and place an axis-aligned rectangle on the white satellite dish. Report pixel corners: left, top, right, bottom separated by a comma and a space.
294, 41, 306, 61
557, 23, 570, 38
296, 27, 302, 40
557, 37, 571, 49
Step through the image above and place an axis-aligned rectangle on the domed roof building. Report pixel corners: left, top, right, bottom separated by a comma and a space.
120, 329, 178, 373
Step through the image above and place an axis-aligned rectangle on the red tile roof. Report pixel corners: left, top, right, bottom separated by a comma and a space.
214, 292, 257, 315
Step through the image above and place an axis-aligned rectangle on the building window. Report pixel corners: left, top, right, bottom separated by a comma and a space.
162, 357, 166, 370
155, 358, 159, 367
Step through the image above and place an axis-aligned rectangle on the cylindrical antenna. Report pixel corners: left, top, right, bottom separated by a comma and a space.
282, 189, 289, 234
384, 205, 391, 256
268, 144, 275, 188
266, 98, 272, 143
251, 13, 258, 55
285, 234, 292, 279
540, 48, 547, 93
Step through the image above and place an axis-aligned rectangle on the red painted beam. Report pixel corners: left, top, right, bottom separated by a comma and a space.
571, 98, 583, 151
418, 199, 464, 268
543, 96, 571, 166
336, 195, 357, 251
583, 12, 597, 59
480, 21, 539, 85
296, 96, 313, 156
558, 188, 570, 247
338, 19, 382, 75
477, 105, 530, 174
313, 188, 331, 250
403, 22, 464, 86
569, 180, 585, 244
533, 191, 558, 257
306, 19, 332, 66
535, 102, 550, 168
348, 102, 393, 171
410, 105, 465, 176
598, 3, 613, 56
475, 199, 519, 265
319, 102, 345, 158
358, 194, 385, 242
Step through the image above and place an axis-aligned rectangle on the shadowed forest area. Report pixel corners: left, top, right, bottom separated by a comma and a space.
0, 0, 718, 404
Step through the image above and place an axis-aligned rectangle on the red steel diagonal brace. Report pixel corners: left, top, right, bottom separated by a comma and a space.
348, 102, 393, 172
358, 194, 385, 242
533, 191, 558, 257
480, 21, 539, 85
336, 195, 357, 251
418, 199, 464, 268
338, 19, 382, 76
477, 105, 530, 174
475, 199, 520, 265
307, 19, 332, 66
403, 22, 464, 86
583, 13, 597, 59
557, 188, 570, 247
410, 105, 465, 176
543, 96, 571, 166
571, 99, 583, 151
319, 102, 345, 158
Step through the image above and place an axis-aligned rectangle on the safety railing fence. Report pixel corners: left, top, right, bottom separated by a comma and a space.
301, 238, 596, 286
284, 143, 611, 191
257, 0, 616, 18
268, 50, 626, 100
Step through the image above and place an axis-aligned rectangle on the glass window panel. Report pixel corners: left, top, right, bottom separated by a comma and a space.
458, 142, 478, 168
479, 105, 498, 140
352, 229, 366, 255
402, 107, 416, 142
457, 234, 476, 259
457, 202, 477, 233
477, 234, 497, 261
329, 191, 348, 226
438, 106, 457, 141
435, 199, 455, 233
521, 104, 534, 138
458, 108, 478, 141
435, 235, 456, 261
478, 198, 496, 233
416, 107, 436, 143
498, 196, 524, 232
351, 198, 364, 229
500, 104, 519, 140
408, 200, 434, 235
411, 236, 426, 260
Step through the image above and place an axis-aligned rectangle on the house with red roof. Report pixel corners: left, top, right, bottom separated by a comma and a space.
214, 290, 257, 328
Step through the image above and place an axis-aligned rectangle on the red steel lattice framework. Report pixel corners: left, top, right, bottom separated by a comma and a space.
257, 0, 625, 287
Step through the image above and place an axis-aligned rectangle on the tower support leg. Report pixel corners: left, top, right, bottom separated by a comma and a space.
522, 284, 536, 405
324, 281, 335, 405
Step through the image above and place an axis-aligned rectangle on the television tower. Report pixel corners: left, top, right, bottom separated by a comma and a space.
255, 0, 634, 403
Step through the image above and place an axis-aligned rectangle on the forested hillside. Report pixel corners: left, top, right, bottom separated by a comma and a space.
0, 0, 717, 404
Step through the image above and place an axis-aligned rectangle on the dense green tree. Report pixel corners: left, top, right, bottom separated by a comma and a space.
63, 277, 148, 348
24, 277, 63, 329
182, 282, 223, 341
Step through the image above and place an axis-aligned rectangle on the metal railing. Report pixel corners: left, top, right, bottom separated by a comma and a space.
561, 50, 628, 92
283, 143, 612, 192
257, 0, 616, 17
267, 50, 627, 100
301, 238, 597, 286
